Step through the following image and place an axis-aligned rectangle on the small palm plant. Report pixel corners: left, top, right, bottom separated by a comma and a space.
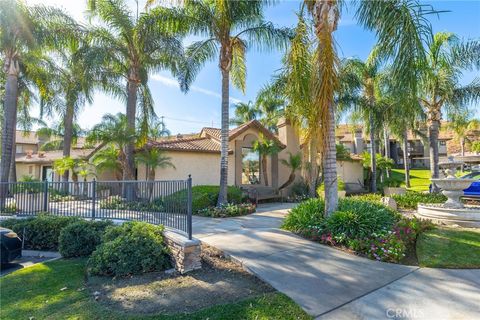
75, 160, 96, 198
135, 148, 175, 201
252, 134, 281, 186
279, 152, 302, 190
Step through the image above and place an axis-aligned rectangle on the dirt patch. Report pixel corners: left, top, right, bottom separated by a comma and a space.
87, 244, 274, 315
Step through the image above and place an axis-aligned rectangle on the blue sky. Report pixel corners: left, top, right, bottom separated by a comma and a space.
27, 0, 480, 134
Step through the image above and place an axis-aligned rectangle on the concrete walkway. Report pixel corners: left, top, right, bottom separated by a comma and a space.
194, 203, 480, 319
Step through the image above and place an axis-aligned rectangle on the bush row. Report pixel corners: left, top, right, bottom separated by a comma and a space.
1, 215, 171, 277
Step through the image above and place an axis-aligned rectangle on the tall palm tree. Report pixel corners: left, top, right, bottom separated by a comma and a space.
256, 84, 286, 132
86, 0, 185, 191
418, 32, 480, 181
40, 43, 98, 182
0, 0, 76, 209
302, 0, 436, 214
338, 51, 386, 193
252, 134, 280, 186
149, 0, 291, 205
0, 0, 76, 204
230, 101, 260, 126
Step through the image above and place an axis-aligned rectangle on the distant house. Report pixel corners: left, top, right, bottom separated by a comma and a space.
138, 119, 364, 194
335, 123, 458, 168
13, 120, 365, 196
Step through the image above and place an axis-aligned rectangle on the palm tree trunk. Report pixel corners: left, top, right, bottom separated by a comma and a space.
148, 168, 155, 202
428, 118, 440, 191
124, 72, 138, 200
384, 125, 390, 179
308, 138, 318, 198
217, 69, 230, 206
62, 103, 75, 183
324, 103, 338, 216
460, 137, 465, 157
369, 112, 377, 193
403, 129, 410, 188
9, 108, 17, 183
1, 64, 19, 209
262, 155, 268, 186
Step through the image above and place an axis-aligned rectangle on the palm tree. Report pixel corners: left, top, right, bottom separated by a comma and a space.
86, 0, 185, 190
303, 0, 436, 214
230, 101, 260, 126
256, 84, 286, 132
87, 113, 137, 180
91, 145, 123, 181
75, 160, 96, 197
0, 0, 76, 206
135, 148, 175, 201
417, 32, 480, 181
40, 43, 98, 183
36, 122, 85, 151
338, 51, 386, 193
252, 135, 280, 186
446, 112, 480, 157
150, 0, 291, 205
279, 152, 302, 190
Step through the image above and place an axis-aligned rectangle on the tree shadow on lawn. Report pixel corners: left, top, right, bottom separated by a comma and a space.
87, 246, 274, 316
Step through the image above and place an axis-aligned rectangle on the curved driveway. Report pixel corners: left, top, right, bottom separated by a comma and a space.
193, 203, 480, 319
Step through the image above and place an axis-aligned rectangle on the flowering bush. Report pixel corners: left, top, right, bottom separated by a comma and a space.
197, 202, 256, 218
368, 232, 406, 262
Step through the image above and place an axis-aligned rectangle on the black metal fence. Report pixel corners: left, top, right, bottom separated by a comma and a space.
0, 177, 193, 239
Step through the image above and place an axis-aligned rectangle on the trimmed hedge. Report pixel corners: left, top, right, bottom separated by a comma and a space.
0, 215, 80, 250
88, 221, 170, 277
59, 220, 113, 258
392, 191, 447, 209
164, 185, 245, 214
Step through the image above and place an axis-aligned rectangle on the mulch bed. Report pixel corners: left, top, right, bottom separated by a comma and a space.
87, 245, 274, 315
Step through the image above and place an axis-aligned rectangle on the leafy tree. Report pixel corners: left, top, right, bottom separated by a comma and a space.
149, 0, 291, 205
418, 32, 480, 180
86, 0, 185, 190
252, 134, 281, 186
37, 122, 85, 151
279, 152, 302, 190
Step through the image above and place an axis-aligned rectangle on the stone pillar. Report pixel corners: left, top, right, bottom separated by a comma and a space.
163, 230, 202, 274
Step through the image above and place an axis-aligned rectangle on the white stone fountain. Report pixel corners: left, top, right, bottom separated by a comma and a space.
417, 169, 480, 228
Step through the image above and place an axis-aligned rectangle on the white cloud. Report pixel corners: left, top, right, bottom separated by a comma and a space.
151, 74, 242, 104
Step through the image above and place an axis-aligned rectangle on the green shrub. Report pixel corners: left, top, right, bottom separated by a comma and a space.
99, 195, 164, 212
164, 185, 245, 214
290, 180, 309, 197
59, 220, 113, 257
282, 198, 325, 233
317, 177, 346, 195
392, 191, 446, 209
283, 197, 399, 242
88, 221, 170, 277
197, 202, 256, 218
349, 193, 382, 203
325, 199, 399, 242
0, 215, 80, 250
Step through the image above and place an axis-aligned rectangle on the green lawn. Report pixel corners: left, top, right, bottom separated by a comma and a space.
416, 227, 480, 268
391, 169, 431, 192
0, 259, 311, 320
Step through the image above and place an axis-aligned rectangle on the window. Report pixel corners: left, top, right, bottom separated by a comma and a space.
16, 145, 23, 153
241, 147, 260, 185
439, 141, 446, 146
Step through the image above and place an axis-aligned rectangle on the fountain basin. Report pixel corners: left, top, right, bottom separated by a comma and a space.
417, 204, 480, 228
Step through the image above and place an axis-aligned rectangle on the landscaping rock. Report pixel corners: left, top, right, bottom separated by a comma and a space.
381, 197, 397, 211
